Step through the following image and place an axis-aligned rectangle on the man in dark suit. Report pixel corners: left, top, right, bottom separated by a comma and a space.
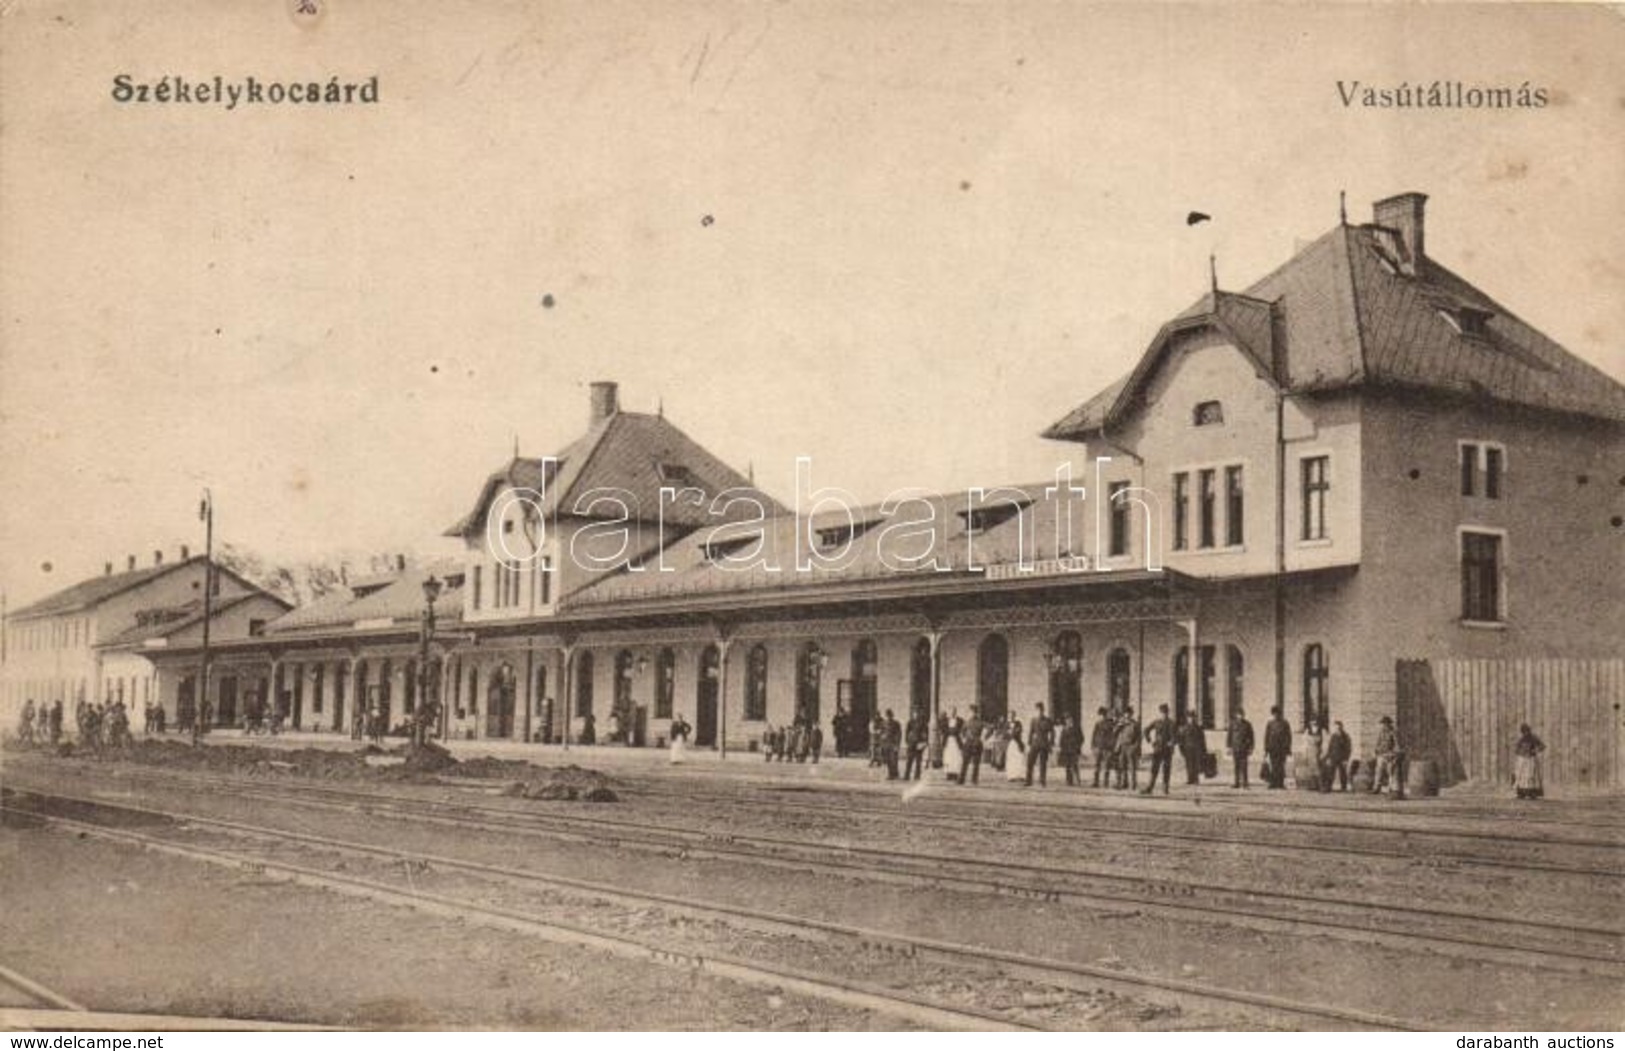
1143, 704, 1177, 795
1263, 705, 1293, 789
903, 715, 927, 780
1058, 716, 1084, 786
1025, 704, 1054, 787
882, 709, 902, 780
1324, 720, 1352, 791
1090, 707, 1116, 787
1227, 708, 1255, 789
958, 709, 984, 785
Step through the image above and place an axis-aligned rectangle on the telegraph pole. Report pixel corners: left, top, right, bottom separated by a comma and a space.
194, 490, 214, 746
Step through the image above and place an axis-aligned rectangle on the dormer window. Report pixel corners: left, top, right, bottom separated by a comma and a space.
657, 463, 698, 488
701, 534, 760, 564
1193, 401, 1224, 426
959, 499, 1031, 536
814, 518, 881, 551
1440, 305, 1494, 338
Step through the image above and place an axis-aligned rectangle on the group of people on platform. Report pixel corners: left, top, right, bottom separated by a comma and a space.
790, 699, 1543, 801
762, 715, 825, 764
11, 697, 133, 752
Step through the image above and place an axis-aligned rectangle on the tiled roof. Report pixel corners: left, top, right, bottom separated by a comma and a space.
1046, 218, 1625, 440
444, 412, 784, 538
8, 557, 233, 621
265, 560, 464, 636
571, 482, 1092, 605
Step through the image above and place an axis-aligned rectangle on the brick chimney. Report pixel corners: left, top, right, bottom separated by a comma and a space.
104, 561, 113, 576
589, 381, 619, 426
1373, 192, 1427, 275
127, 555, 136, 572
153, 550, 164, 566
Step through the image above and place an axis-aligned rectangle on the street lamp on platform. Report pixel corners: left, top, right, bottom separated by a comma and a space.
414, 575, 442, 750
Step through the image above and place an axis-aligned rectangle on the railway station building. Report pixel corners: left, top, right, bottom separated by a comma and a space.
11, 192, 1623, 786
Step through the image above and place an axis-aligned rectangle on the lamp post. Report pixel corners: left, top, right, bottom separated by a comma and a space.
193, 490, 214, 747
415, 575, 442, 751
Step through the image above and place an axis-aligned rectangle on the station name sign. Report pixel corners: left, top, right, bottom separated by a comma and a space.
983, 556, 1093, 582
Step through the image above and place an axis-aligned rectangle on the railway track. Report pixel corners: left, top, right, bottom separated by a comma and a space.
606, 775, 1625, 879
1, 788, 1415, 1032
7, 765, 1621, 976
619, 768, 1625, 850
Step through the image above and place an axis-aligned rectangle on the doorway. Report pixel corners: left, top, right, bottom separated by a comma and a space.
695, 645, 720, 746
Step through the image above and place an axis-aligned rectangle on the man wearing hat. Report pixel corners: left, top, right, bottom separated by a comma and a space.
1263, 705, 1293, 789
1373, 715, 1404, 797
1142, 704, 1177, 795
1226, 707, 1254, 789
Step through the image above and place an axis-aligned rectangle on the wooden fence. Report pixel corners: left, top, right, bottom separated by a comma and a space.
1396, 658, 1625, 789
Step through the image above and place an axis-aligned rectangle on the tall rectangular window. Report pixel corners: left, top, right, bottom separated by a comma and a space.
1461, 531, 1503, 622
472, 565, 483, 610
1198, 469, 1216, 549
1484, 447, 1503, 500
1225, 465, 1244, 547
1108, 481, 1130, 558
1301, 456, 1330, 541
1460, 443, 1478, 497
1172, 473, 1189, 551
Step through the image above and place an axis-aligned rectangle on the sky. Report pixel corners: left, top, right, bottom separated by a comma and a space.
2, 0, 1622, 609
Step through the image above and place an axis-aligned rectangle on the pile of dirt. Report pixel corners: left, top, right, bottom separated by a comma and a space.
9, 736, 620, 796
397, 741, 458, 774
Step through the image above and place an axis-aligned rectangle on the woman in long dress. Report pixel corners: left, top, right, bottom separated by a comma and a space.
669, 716, 690, 764
1513, 723, 1545, 799
942, 717, 964, 781
1005, 719, 1027, 782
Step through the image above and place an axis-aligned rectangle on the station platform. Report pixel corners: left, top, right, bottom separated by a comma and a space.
149, 727, 1623, 813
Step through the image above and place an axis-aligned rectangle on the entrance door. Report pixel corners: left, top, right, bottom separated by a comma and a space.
217, 676, 239, 727
486, 665, 515, 739
909, 638, 932, 726
850, 639, 878, 747
695, 645, 719, 747
977, 634, 1009, 722
1047, 631, 1083, 727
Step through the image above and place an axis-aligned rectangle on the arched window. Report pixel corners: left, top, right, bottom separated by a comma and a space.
1302, 644, 1329, 728
614, 650, 635, 717
654, 648, 675, 719
976, 634, 1009, 722
745, 644, 769, 721
1106, 648, 1132, 714
574, 651, 594, 717
379, 659, 393, 723
353, 660, 369, 731
403, 659, 418, 715
796, 642, 824, 724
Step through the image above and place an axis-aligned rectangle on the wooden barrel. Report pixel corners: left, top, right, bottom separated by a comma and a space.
1406, 758, 1441, 797
1292, 755, 1322, 791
